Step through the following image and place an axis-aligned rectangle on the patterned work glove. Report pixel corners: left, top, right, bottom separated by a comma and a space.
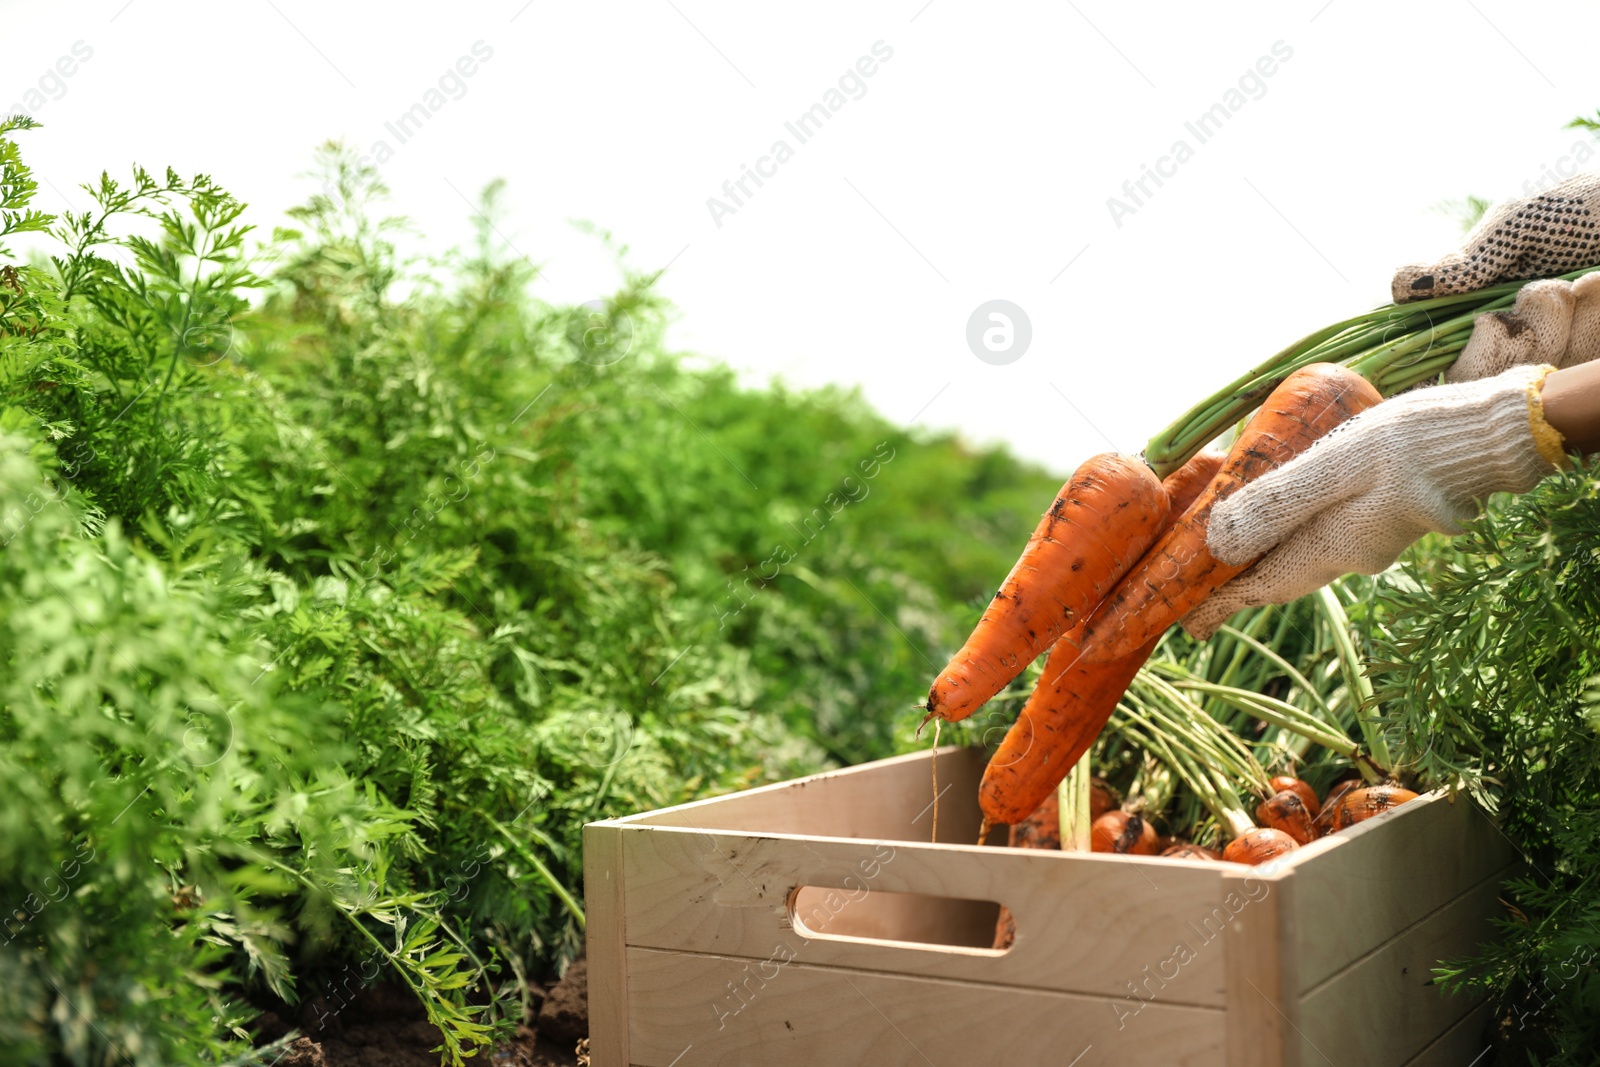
1393, 173, 1600, 303
1180, 365, 1567, 640
1445, 272, 1600, 382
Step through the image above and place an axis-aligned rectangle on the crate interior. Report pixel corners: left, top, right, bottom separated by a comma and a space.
624, 745, 995, 844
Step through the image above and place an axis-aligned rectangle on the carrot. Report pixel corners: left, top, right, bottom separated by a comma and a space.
1268, 775, 1320, 817
993, 909, 1018, 950
1007, 789, 1060, 851
1323, 786, 1418, 832
1076, 364, 1384, 663
1256, 790, 1317, 846
926, 453, 1169, 722
1090, 811, 1159, 855
1311, 777, 1363, 835
1222, 827, 1298, 865
1160, 842, 1222, 862
977, 453, 1226, 825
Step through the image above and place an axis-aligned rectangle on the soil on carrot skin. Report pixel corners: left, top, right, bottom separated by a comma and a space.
256, 959, 588, 1067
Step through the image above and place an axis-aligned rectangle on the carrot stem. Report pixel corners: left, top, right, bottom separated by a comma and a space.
1144, 264, 1600, 476
1058, 751, 1093, 852
1314, 588, 1388, 779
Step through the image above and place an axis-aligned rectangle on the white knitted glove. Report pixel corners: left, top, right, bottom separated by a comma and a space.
1393, 173, 1600, 303
1181, 364, 1567, 640
1446, 272, 1600, 382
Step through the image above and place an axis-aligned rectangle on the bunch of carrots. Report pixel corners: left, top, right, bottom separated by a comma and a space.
928, 363, 1421, 869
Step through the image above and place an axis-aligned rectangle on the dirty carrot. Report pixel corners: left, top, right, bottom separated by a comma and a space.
1160, 842, 1222, 862
925, 453, 1169, 722
1268, 775, 1320, 817
1222, 827, 1299, 865
1090, 810, 1160, 855
1008, 788, 1061, 850
1256, 790, 1317, 846
1324, 786, 1419, 832
1312, 778, 1363, 835
1076, 364, 1384, 662
977, 453, 1225, 825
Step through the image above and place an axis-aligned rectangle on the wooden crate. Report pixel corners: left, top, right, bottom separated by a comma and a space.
584, 747, 1515, 1066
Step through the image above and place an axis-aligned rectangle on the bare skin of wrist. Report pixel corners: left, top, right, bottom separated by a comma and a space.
1540, 361, 1600, 457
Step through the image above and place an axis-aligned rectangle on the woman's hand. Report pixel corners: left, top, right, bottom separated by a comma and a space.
1180, 364, 1567, 639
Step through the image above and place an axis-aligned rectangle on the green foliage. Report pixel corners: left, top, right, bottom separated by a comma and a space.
1372, 461, 1600, 1064
0, 125, 1057, 1065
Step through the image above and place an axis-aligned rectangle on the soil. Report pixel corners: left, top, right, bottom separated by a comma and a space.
254, 956, 589, 1067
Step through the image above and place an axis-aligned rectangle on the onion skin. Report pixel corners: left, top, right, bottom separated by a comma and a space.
1160, 842, 1222, 862
1090, 811, 1160, 855
1268, 775, 1320, 817
1326, 786, 1420, 832
1223, 827, 1299, 865
1256, 790, 1318, 846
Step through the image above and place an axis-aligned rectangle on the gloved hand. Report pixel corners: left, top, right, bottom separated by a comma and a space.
1393, 173, 1600, 303
1445, 272, 1600, 382
1180, 364, 1568, 640
1393, 174, 1600, 383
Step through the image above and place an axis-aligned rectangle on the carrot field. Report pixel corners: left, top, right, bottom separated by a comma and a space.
4, 113, 1600, 1065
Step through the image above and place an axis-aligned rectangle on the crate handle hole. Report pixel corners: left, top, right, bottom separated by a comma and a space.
787, 886, 1010, 954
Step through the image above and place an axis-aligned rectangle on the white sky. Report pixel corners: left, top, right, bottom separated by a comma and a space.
5, 0, 1600, 474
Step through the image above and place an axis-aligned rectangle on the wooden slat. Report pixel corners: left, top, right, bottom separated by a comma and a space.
1295, 872, 1507, 1066
625, 945, 1227, 1067
1401, 1002, 1493, 1067
1290, 791, 1516, 992
619, 823, 1234, 1004
1222, 864, 1295, 1067
623, 746, 987, 844
583, 822, 630, 1067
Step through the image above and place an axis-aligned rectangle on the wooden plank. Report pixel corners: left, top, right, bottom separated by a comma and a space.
624, 746, 988, 845
1295, 872, 1507, 1066
619, 823, 1237, 1004
1290, 791, 1515, 992
1222, 864, 1295, 1067
583, 822, 630, 1067
1400, 1002, 1493, 1067
624, 945, 1227, 1067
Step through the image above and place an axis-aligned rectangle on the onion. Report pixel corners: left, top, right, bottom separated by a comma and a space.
1090, 811, 1159, 855
1268, 775, 1320, 817
1256, 790, 1318, 845
1222, 827, 1299, 865
1325, 786, 1419, 832
1160, 842, 1222, 862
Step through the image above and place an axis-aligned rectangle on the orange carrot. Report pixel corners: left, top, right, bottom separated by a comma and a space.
1222, 827, 1298, 865
926, 453, 1169, 722
1311, 777, 1363, 836
1323, 786, 1418, 832
1256, 790, 1317, 846
993, 909, 1018, 950
1076, 364, 1384, 663
1268, 775, 1321, 817
1090, 811, 1159, 855
1007, 789, 1060, 851
1160, 842, 1222, 862
977, 453, 1226, 825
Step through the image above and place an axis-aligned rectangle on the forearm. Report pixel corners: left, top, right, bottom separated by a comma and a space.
1541, 360, 1600, 457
